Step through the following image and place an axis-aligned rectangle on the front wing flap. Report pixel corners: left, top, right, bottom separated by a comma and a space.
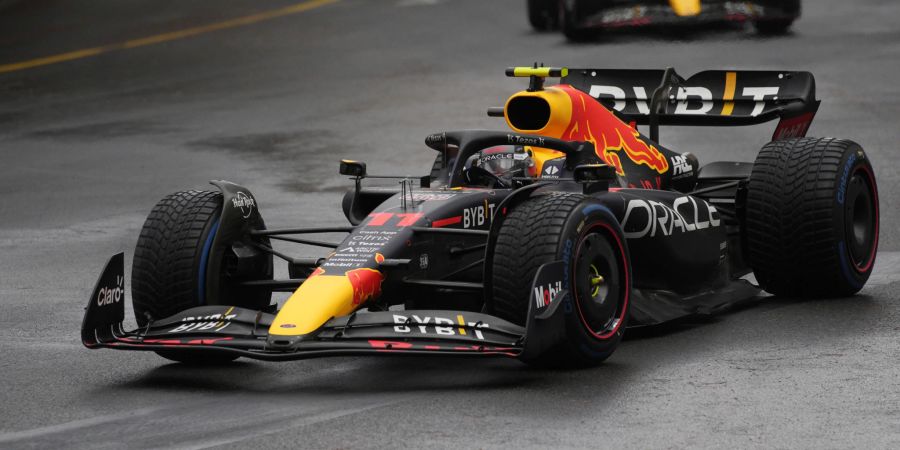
96, 307, 526, 360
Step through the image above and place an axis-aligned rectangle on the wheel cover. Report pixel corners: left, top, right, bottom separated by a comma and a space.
844, 166, 878, 272
572, 223, 628, 340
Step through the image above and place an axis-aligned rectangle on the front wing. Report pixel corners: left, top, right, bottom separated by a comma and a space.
82, 254, 569, 361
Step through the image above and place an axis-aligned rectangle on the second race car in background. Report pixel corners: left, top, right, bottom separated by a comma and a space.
529, 0, 801, 41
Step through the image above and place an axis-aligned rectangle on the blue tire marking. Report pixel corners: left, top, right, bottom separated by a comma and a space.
582, 203, 613, 216
198, 219, 220, 306
837, 153, 857, 205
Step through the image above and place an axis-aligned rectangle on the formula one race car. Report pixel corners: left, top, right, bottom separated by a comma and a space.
528, 0, 801, 41
83, 65, 878, 367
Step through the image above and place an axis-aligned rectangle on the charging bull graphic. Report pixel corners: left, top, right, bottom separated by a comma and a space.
504, 85, 670, 177
560, 85, 669, 176
346, 268, 385, 305
269, 265, 385, 336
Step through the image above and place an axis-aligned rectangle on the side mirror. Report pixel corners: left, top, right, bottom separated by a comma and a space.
573, 164, 615, 182
573, 164, 616, 194
339, 160, 367, 178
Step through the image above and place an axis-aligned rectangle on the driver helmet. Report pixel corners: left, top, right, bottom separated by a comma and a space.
468, 146, 533, 181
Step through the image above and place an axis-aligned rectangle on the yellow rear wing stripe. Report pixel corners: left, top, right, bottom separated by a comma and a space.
721, 71, 737, 115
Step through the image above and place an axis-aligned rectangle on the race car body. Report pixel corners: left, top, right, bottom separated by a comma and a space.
528, 0, 801, 40
82, 66, 878, 367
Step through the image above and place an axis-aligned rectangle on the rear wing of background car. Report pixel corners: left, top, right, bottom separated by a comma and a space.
561, 68, 820, 142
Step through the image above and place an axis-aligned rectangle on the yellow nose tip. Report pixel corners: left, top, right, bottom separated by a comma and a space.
669, 0, 701, 16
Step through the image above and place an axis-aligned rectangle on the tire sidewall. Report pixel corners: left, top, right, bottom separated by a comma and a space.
197, 202, 223, 306
528, 0, 558, 30
555, 198, 631, 362
559, 0, 580, 35
833, 144, 879, 291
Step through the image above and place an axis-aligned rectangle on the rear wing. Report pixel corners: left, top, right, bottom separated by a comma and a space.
561, 68, 820, 142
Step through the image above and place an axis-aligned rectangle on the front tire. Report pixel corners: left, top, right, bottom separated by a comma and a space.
745, 138, 879, 297
132, 190, 273, 364
491, 193, 631, 367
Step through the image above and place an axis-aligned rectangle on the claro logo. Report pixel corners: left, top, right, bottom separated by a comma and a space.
97, 276, 124, 306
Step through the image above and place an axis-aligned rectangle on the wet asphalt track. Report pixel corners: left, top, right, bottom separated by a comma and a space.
1, 0, 900, 448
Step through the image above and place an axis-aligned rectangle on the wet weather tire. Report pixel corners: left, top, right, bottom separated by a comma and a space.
745, 138, 879, 297
560, 0, 593, 42
528, 0, 558, 31
755, 19, 794, 35
491, 192, 631, 367
132, 190, 272, 364
133, 191, 223, 323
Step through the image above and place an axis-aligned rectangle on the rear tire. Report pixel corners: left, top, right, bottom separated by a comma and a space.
560, 0, 594, 42
754, 18, 794, 35
491, 193, 630, 367
132, 190, 273, 364
528, 0, 558, 31
745, 138, 879, 297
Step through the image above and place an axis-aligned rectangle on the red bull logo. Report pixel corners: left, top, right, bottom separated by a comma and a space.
346, 268, 385, 305
560, 86, 669, 176
270, 264, 385, 336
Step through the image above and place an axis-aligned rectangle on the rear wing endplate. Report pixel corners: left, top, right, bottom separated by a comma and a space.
561, 68, 820, 141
